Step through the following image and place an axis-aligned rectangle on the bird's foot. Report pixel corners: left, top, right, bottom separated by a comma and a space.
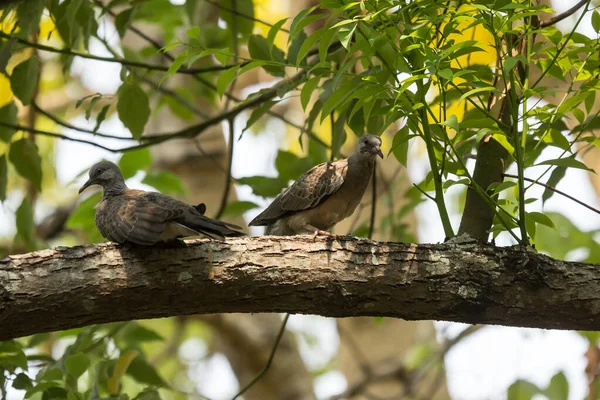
312, 229, 336, 239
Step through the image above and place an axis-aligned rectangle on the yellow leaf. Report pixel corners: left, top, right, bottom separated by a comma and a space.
0, 74, 13, 108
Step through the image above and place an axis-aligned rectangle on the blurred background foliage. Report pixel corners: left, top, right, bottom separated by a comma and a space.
1, 0, 600, 399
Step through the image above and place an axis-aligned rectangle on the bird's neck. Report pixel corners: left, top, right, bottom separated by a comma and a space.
349, 152, 375, 166
103, 181, 127, 197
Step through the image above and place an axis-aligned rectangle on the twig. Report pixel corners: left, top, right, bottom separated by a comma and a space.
231, 314, 290, 400
368, 166, 377, 239
215, 0, 239, 220
32, 101, 132, 141
502, 173, 600, 216
101, 2, 336, 150
0, 122, 120, 152
539, 0, 590, 28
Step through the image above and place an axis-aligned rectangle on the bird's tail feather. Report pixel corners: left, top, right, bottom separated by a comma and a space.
181, 215, 245, 239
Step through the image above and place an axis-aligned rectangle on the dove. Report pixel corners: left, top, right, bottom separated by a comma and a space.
249, 134, 383, 237
78, 161, 244, 244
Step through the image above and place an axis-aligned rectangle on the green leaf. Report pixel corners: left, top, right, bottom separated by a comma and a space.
118, 148, 152, 179
243, 100, 276, 133
544, 371, 569, 400
221, 200, 259, 218
142, 171, 186, 195
0, 154, 6, 202
67, 192, 104, 243
115, 7, 135, 38
267, 18, 287, 51
527, 212, 555, 229
16, 0, 45, 38
488, 180, 516, 194
390, 126, 411, 167
286, 29, 307, 66
135, 388, 161, 400
301, 76, 320, 111
542, 166, 566, 203
536, 157, 593, 172
592, 10, 600, 33
221, 0, 254, 38
10, 57, 40, 106
160, 49, 188, 86
0, 38, 15, 73
507, 379, 540, 400
459, 86, 499, 103
321, 83, 357, 122
338, 22, 357, 49
247, 35, 285, 76
0, 101, 17, 142
216, 65, 240, 98
117, 81, 150, 140
186, 26, 200, 39
275, 151, 315, 181
491, 133, 515, 155
441, 114, 459, 133
126, 357, 166, 387
65, 353, 90, 379
12, 373, 32, 390
93, 104, 111, 133
288, 6, 320, 40
122, 323, 164, 343
295, 27, 324, 66
15, 197, 35, 245
237, 176, 289, 197
9, 138, 42, 191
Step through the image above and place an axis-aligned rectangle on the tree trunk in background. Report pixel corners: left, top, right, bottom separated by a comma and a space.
121, 2, 316, 398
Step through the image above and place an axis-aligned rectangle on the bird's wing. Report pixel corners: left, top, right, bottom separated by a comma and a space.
141, 191, 244, 239
97, 191, 184, 245
249, 159, 348, 226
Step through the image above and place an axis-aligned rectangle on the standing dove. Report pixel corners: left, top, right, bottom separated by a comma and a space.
249, 134, 383, 236
79, 161, 244, 244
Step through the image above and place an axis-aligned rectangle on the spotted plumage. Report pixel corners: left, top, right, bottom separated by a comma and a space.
249, 134, 383, 236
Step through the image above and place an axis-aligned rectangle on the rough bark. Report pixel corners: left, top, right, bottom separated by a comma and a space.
1, 236, 598, 341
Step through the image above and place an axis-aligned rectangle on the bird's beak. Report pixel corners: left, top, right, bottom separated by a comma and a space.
375, 148, 384, 159
78, 178, 95, 194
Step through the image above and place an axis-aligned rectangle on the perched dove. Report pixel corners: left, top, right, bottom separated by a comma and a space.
249, 134, 383, 237
79, 161, 244, 244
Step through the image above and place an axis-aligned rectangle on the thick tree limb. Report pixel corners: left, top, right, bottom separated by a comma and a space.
0, 236, 598, 341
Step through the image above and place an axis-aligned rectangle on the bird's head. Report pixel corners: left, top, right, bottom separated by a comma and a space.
357, 134, 384, 159
79, 161, 125, 194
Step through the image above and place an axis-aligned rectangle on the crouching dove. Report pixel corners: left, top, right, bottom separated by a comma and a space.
249, 134, 383, 237
79, 161, 244, 244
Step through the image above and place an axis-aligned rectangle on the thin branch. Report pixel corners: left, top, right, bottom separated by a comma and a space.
231, 314, 290, 400
215, 0, 239, 220
0, 121, 120, 152
0, 31, 241, 75
539, 0, 590, 28
100, 2, 336, 151
96, 35, 210, 119
368, 166, 377, 239
502, 173, 600, 216
32, 101, 132, 141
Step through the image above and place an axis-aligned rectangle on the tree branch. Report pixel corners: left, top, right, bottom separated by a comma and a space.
1, 236, 599, 341
539, 0, 590, 28
0, 31, 242, 75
